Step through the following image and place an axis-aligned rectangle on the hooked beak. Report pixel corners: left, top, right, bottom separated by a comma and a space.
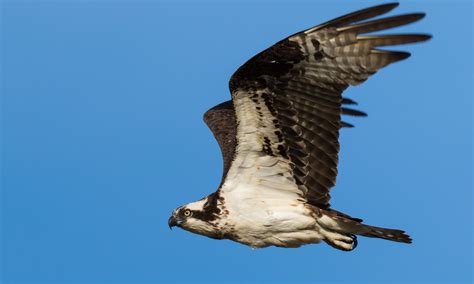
168, 215, 178, 230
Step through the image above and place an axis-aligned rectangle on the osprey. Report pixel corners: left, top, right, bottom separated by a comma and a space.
169, 3, 430, 250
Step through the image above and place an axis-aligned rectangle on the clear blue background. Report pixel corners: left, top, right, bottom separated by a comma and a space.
2, 1, 472, 283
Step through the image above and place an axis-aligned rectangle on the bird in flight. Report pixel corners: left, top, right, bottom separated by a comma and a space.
168, 3, 430, 250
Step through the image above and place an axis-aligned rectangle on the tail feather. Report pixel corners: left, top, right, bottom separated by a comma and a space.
319, 209, 412, 244
359, 225, 412, 243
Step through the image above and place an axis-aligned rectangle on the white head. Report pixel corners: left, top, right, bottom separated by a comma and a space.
168, 193, 225, 239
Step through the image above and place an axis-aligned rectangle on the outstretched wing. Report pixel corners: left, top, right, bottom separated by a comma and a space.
210, 3, 430, 208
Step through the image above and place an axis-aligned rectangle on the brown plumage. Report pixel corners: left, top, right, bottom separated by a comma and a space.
203, 101, 236, 183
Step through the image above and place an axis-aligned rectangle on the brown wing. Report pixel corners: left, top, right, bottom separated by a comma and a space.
203, 101, 237, 183
228, 3, 430, 208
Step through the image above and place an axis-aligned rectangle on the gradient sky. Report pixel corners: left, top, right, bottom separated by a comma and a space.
2, 1, 472, 283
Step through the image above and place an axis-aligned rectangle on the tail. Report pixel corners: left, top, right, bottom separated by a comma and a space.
317, 209, 412, 250
358, 224, 412, 243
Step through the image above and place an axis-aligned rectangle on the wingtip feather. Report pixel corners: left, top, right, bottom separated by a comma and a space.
357, 34, 432, 47
338, 13, 428, 34
308, 2, 401, 33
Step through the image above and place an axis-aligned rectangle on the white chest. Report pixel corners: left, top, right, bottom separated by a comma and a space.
219, 180, 322, 248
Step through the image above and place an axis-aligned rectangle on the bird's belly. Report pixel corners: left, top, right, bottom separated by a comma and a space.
220, 154, 325, 248
224, 201, 324, 248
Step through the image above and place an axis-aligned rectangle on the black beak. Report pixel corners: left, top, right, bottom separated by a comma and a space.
168, 215, 178, 230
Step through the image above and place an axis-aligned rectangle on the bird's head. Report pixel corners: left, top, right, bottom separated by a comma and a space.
168, 194, 224, 239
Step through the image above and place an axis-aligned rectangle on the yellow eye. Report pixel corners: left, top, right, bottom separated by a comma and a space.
183, 210, 192, 217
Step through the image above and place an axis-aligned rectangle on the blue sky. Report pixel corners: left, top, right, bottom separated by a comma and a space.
1, 1, 472, 283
